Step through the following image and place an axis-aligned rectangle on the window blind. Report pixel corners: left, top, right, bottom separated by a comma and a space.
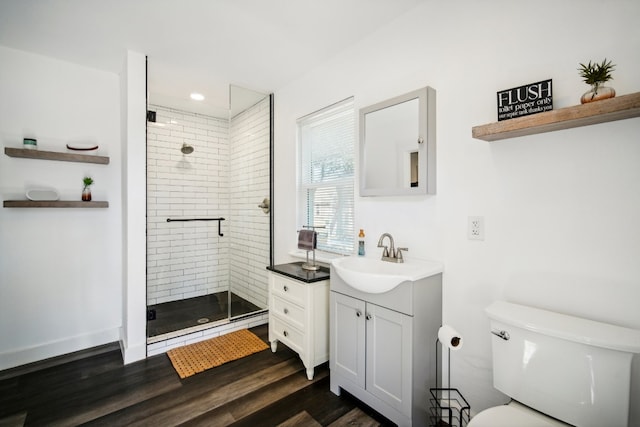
298, 98, 355, 255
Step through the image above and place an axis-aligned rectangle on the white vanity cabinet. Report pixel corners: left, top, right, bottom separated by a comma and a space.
331, 292, 413, 414
330, 267, 442, 427
268, 266, 330, 380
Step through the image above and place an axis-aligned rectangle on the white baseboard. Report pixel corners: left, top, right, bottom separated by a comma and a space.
0, 327, 120, 371
120, 339, 146, 365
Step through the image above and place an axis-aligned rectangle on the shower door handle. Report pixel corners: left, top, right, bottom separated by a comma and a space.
258, 197, 270, 214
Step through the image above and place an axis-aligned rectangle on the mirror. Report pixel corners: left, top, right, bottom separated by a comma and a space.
359, 86, 436, 196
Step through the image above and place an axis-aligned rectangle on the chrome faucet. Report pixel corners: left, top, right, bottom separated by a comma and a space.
377, 233, 394, 258
377, 233, 408, 263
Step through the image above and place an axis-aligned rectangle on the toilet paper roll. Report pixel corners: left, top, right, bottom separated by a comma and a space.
438, 325, 463, 351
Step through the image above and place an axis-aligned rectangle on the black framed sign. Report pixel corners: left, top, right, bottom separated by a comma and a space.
497, 79, 552, 121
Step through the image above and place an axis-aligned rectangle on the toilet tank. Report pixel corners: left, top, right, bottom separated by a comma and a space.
485, 301, 640, 427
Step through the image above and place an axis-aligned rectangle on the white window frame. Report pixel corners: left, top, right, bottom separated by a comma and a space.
297, 98, 355, 255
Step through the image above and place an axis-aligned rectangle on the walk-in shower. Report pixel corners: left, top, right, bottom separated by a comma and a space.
145, 85, 272, 340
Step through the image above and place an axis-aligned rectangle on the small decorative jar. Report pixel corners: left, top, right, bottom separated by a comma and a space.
23, 138, 37, 150
581, 83, 616, 104
82, 187, 92, 201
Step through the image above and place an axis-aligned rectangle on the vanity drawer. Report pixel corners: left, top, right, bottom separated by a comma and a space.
270, 275, 306, 306
271, 316, 304, 353
272, 295, 305, 330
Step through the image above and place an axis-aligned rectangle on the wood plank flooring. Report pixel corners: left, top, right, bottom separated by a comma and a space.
0, 324, 395, 426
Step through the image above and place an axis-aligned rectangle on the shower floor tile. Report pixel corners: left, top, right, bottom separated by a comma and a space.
147, 292, 261, 337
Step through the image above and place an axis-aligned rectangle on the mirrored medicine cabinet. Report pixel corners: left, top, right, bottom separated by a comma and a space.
359, 86, 436, 196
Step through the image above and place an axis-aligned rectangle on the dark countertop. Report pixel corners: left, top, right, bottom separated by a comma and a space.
267, 261, 330, 283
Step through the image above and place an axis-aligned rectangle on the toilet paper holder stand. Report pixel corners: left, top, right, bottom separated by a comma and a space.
429, 337, 471, 427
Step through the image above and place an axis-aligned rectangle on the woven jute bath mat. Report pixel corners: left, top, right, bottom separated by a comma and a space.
167, 329, 269, 379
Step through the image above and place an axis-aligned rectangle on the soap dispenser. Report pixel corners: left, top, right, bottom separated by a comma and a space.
358, 229, 365, 256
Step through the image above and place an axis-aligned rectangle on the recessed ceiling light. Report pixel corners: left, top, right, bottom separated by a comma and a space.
190, 93, 205, 101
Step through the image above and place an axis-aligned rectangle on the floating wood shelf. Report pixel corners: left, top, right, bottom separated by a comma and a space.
3, 200, 109, 208
4, 147, 109, 164
472, 92, 640, 141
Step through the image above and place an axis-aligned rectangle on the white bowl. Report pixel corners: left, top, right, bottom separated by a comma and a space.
332, 256, 443, 294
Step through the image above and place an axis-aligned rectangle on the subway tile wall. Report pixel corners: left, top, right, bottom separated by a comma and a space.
146, 99, 270, 309
147, 106, 230, 305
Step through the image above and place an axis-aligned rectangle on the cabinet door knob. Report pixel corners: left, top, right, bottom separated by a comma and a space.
283, 308, 289, 314
283, 285, 288, 292
365, 313, 372, 320
283, 330, 289, 337
356, 310, 362, 317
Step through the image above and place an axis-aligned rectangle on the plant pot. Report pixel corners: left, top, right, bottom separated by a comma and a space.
581, 83, 616, 104
82, 187, 92, 201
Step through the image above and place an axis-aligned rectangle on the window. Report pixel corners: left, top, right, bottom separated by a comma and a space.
298, 98, 355, 255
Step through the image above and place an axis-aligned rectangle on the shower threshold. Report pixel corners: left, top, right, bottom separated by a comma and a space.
147, 291, 262, 339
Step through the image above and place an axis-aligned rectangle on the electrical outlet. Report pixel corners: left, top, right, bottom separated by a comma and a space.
468, 216, 484, 240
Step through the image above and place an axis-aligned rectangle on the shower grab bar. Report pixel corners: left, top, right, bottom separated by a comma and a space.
166, 217, 225, 236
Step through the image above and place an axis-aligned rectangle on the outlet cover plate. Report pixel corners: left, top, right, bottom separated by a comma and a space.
468, 216, 484, 240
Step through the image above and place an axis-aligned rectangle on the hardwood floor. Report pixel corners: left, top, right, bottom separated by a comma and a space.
0, 324, 394, 426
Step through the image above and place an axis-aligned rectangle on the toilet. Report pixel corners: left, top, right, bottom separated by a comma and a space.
468, 301, 640, 427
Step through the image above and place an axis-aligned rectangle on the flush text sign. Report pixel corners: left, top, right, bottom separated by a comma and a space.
497, 79, 552, 121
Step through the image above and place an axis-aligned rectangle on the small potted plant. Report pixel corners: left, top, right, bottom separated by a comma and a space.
578, 58, 616, 104
82, 176, 94, 201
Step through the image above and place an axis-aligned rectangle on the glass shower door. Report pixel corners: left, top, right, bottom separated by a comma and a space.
228, 85, 272, 320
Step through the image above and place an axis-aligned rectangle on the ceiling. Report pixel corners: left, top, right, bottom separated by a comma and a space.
0, 0, 423, 117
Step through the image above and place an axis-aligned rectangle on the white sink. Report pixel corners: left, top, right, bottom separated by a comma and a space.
331, 256, 443, 294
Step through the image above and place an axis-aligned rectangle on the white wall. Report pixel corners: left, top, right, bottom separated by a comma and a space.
120, 50, 147, 364
273, 0, 640, 422
0, 46, 122, 370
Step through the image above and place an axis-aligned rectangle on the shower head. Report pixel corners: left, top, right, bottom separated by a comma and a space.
181, 143, 194, 154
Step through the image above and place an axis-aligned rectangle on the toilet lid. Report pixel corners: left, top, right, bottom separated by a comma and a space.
468, 402, 570, 427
